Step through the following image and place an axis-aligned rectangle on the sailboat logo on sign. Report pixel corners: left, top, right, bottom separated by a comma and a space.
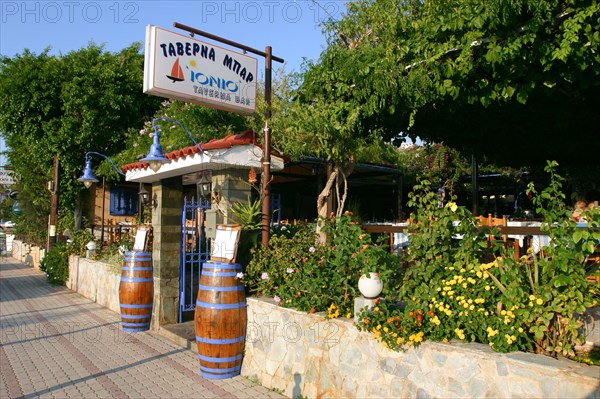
167, 58, 185, 82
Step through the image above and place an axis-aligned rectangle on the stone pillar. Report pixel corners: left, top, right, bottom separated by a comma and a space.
212, 168, 253, 223
151, 177, 183, 328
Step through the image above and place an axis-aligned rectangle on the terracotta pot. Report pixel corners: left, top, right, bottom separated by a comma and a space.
358, 272, 383, 299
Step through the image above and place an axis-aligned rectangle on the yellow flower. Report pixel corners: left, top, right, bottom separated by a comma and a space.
414, 332, 424, 343
447, 202, 458, 212
455, 328, 465, 340
529, 295, 536, 301
486, 327, 499, 337
536, 298, 543, 305
396, 337, 405, 345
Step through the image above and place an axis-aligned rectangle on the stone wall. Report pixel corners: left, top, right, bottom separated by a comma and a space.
241, 298, 600, 399
66, 255, 120, 313
61, 256, 599, 399
11, 239, 45, 270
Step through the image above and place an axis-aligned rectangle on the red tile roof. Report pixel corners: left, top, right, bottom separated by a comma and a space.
121, 130, 257, 172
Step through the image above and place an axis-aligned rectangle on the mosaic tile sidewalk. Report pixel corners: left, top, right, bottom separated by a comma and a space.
0, 258, 285, 399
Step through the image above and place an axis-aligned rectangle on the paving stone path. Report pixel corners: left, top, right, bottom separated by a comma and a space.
0, 258, 285, 399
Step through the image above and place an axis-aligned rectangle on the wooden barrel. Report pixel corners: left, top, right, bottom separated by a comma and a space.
194, 261, 247, 379
119, 251, 153, 332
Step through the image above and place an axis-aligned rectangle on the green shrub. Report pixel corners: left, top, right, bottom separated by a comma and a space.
39, 242, 69, 285
356, 161, 599, 358
245, 214, 403, 317
67, 230, 96, 256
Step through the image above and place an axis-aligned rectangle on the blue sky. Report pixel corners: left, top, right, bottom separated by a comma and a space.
0, 1, 348, 166
1, 0, 347, 73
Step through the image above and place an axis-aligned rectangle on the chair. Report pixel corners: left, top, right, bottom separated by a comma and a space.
478, 214, 520, 260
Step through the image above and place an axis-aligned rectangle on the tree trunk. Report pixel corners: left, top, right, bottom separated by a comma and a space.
74, 194, 82, 231
316, 160, 356, 244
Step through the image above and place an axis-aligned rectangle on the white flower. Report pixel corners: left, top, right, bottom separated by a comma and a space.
309, 246, 316, 253
286, 268, 294, 273
236, 272, 244, 279
274, 295, 281, 304
261, 272, 269, 280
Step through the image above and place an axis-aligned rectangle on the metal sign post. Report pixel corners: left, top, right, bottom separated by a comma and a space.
173, 22, 284, 247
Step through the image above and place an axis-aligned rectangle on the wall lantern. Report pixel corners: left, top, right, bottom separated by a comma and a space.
197, 174, 212, 199
141, 117, 204, 173
77, 152, 125, 188
139, 185, 150, 206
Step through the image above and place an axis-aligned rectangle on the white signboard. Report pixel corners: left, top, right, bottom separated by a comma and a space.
0, 167, 15, 186
144, 25, 258, 115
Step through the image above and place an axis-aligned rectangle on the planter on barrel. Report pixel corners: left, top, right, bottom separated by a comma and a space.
195, 261, 247, 379
119, 251, 154, 332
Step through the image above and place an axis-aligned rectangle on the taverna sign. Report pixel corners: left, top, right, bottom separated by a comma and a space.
143, 25, 258, 115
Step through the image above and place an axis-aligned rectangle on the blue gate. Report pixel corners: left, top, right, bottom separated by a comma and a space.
179, 196, 211, 323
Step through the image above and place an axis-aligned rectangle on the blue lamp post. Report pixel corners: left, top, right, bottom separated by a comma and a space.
77, 152, 125, 188
141, 118, 203, 172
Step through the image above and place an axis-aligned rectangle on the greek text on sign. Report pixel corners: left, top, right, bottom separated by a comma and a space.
0, 168, 15, 186
143, 25, 257, 115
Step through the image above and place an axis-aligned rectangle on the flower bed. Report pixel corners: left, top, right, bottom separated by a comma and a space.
245, 163, 599, 360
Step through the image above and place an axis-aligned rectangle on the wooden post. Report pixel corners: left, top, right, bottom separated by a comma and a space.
261, 46, 273, 247
48, 154, 59, 251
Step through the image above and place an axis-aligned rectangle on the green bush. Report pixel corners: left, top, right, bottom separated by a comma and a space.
245, 214, 403, 318
356, 161, 599, 358
67, 230, 95, 256
39, 242, 69, 285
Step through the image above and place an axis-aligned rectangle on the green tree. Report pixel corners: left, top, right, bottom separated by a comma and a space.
299, 0, 599, 169
0, 44, 161, 240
